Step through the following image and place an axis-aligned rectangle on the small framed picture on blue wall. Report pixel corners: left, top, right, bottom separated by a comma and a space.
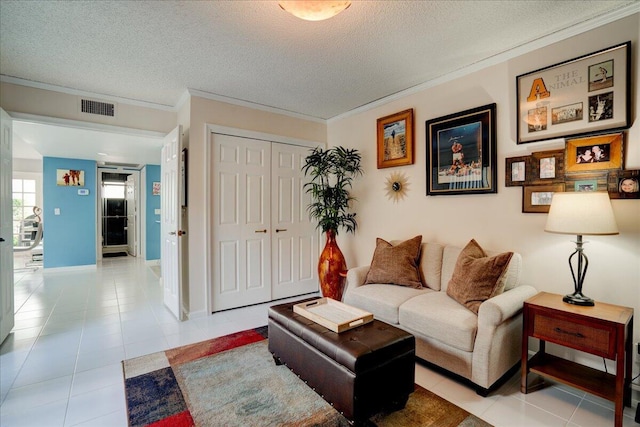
56, 169, 84, 187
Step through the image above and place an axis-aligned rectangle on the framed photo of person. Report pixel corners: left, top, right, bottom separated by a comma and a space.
377, 109, 414, 169
425, 103, 497, 195
565, 132, 623, 173
516, 42, 630, 144
608, 169, 639, 199
56, 169, 85, 187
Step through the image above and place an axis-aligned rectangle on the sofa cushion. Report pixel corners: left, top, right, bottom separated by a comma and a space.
441, 245, 522, 292
399, 292, 478, 352
364, 235, 423, 289
418, 242, 444, 291
446, 239, 513, 314
343, 284, 430, 324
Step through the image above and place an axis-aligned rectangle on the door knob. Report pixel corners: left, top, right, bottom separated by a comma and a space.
0, 237, 4, 242
178, 230, 187, 236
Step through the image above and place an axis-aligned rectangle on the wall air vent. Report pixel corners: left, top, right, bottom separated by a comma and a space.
80, 99, 116, 117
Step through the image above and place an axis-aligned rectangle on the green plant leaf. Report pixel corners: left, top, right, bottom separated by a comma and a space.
302, 146, 363, 234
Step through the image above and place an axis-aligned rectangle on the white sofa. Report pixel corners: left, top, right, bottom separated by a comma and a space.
343, 240, 538, 395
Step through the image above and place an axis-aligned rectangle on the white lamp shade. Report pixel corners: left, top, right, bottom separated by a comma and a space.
545, 192, 618, 236
279, 1, 351, 21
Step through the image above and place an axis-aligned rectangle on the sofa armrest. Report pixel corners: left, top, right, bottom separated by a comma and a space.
472, 285, 537, 389
478, 285, 538, 327
344, 266, 370, 295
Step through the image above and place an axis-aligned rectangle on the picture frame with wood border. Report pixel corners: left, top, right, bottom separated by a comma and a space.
522, 183, 564, 213
377, 109, 414, 169
564, 171, 608, 193
505, 155, 529, 187
565, 132, 623, 173
528, 149, 564, 185
608, 169, 639, 199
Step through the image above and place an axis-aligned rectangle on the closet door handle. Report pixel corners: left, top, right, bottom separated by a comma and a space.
275, 229, 287, 233
255, 229, 267, 233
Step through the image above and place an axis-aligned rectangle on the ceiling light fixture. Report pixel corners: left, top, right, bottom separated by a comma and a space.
278, 1, 351, 21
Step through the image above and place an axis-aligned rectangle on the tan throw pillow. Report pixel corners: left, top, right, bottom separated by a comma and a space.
446, 239, 513, 314
364, 235, 423, 289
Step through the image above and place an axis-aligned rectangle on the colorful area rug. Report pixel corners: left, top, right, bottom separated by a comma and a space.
122, 327, 492, 427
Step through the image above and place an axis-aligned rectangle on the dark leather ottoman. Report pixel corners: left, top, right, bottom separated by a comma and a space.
268, 299, 415, 424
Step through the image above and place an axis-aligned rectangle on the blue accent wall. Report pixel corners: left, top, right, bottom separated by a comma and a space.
145, 164, 161, 260
43, 157, 96, 268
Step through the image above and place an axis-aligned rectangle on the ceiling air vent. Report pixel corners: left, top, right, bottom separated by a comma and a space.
80, 99, 115, 117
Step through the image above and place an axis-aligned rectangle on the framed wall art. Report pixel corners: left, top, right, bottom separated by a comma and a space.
564, 171, 608, 193
56, 169, 84, 187
425, 103, 497, 195
522, 184, 564, 213
527, 149, 564, 185
516, 41, 630, 144
377, 109, 414, 169
505, 155, 529, 187
608, 169, 639, 199
565, 132, 623, 173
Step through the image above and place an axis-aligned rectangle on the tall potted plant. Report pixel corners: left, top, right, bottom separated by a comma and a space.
302, 146, 363, 301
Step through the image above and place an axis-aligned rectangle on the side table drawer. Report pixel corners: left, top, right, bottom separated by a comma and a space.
532, 312, 614, 358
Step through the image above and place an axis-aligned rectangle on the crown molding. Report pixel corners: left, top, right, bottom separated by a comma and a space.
186, 88, 326, 124
0, 75, 176, 112
9, 112, 165, 138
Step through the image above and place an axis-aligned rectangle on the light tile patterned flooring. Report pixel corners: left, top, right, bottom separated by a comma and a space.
1, 255, 637, 426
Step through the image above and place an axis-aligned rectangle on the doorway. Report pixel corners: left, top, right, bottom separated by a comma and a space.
98, 168, 140, 258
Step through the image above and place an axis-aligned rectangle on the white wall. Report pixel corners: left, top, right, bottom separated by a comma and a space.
328, 14, 640, 367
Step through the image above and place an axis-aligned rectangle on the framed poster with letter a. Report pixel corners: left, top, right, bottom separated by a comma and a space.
516, 42, 630, 144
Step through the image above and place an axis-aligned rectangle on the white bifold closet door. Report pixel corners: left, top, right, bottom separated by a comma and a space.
211, 134, 318, 312
271, 142, 318, 300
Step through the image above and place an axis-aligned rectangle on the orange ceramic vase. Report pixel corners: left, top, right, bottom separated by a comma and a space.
318, 229, 347, 301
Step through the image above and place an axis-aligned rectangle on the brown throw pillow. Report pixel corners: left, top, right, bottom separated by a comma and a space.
364, 235, 423, 289
446, 239, 513, 314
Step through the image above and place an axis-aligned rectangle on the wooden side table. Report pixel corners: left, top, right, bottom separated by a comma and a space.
521, 292, 633, 427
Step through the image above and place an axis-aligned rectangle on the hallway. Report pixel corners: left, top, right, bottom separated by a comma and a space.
1, 256, 271, 426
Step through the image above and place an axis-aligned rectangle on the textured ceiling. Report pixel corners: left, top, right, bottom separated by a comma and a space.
1, 0, 637, 122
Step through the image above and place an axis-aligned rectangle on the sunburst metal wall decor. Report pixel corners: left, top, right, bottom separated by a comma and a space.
384, 171, 409, 202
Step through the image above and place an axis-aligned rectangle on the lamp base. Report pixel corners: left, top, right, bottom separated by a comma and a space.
563, 292, 595, 306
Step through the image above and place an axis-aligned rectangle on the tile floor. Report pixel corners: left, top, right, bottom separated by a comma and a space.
1, 255, 638, 426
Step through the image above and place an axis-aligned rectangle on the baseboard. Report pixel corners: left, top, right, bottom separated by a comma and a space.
184, 308, 207, 320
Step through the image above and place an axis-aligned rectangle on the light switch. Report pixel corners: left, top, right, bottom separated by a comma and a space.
154, 209, 161, 215
54, 208, 60, 215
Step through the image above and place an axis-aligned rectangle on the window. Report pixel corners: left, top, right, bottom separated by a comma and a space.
12, 179, 38, 246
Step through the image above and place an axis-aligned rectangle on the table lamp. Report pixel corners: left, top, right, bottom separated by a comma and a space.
544, 192, 618, 306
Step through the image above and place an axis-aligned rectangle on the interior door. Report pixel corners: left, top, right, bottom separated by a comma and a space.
161, 126, 182, 320
271, 143, 319, 299
0, 108, 14, 344
126, 174, 136, 256
212, 134, 271, 312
